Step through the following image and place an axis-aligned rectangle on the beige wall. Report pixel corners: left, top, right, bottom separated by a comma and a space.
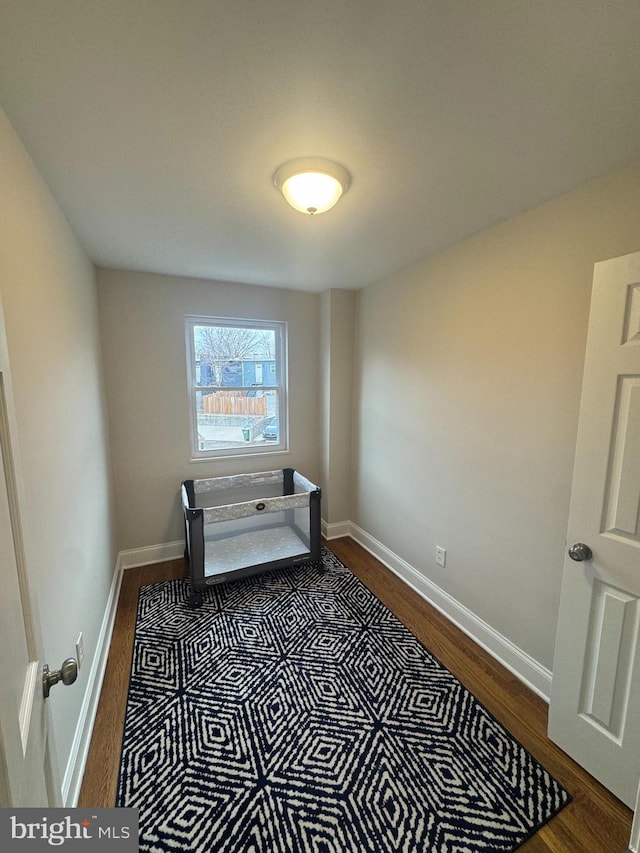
96, 268, 321, 551
320, 291, 332, 519
0, 107, 115, 799
321, 289, 355, 526
352, 160, 640, 670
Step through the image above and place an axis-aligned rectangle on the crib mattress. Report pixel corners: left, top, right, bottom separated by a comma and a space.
204, 524, 308, 577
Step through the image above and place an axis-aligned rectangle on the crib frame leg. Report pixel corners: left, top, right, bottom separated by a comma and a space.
189, 589, 203, 609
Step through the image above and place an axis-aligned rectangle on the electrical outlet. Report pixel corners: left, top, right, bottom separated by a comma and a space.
436, 546, 447, 568
75, 632, 84, 669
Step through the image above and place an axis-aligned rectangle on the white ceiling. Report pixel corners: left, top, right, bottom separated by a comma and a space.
1, 1, 640, 293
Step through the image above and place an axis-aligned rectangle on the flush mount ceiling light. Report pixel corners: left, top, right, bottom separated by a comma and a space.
273, 157, 351, 215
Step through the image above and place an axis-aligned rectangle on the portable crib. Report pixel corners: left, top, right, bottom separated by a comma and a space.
181, 468, 322, 608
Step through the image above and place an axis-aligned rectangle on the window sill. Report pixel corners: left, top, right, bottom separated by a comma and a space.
189, 447, 291, 464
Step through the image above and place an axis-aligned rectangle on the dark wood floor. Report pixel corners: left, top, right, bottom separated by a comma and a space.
79, 536, 633, 851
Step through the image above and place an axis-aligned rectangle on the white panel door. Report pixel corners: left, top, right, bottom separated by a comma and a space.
548, 250, 640, 809
0, 303, 49, 807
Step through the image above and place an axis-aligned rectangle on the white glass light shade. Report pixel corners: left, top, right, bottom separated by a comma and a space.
274, 158, 350, 215
282, 172, 343, 214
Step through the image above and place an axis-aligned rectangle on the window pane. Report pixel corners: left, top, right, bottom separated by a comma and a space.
187, 317, 286, 458
193, 325, 277, 387
195, 389, 280, 452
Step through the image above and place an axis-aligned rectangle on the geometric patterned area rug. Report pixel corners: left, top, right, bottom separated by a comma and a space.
117, 547, 571, 852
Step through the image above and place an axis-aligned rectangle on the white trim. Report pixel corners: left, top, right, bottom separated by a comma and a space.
119, 540, 185, 570
185, 315, 288, 460
189, 449, 291, 464
322, 519, 352, 540
61, 554, 124, 806
19, 662, 39, 753
348, 522, 553, 702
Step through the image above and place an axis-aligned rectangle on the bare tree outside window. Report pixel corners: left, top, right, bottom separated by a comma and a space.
195, 326, 275, 385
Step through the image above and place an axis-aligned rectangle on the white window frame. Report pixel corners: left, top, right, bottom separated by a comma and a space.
185, 315, 288, 460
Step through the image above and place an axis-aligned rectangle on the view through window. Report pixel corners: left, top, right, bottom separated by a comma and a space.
186, 316, 287, 457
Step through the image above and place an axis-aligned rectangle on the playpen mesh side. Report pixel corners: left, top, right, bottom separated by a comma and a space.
203, 507, 311, 574
293, 471, 317, 494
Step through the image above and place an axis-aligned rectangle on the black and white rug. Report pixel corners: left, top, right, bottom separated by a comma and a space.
117, 548, 570, 851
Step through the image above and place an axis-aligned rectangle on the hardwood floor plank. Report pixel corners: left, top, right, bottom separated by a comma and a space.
78, 539, 633, 851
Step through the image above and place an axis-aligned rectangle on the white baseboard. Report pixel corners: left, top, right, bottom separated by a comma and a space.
347, 523, 553, 702
62, 555, 124, 806
629, 785, 640, 852
119, 540, 185, 570
322, 519, 352, 540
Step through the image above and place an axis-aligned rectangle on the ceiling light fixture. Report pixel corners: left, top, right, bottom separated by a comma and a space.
273, 158, 351, 215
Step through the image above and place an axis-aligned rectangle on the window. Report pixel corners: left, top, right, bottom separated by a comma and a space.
186, 316, 287, 458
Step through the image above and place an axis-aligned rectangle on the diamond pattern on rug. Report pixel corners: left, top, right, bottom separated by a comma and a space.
117, 547, 570, 852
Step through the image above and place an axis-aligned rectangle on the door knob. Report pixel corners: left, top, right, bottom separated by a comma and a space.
568, 543, 593, 562
43, 658, 78, 699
